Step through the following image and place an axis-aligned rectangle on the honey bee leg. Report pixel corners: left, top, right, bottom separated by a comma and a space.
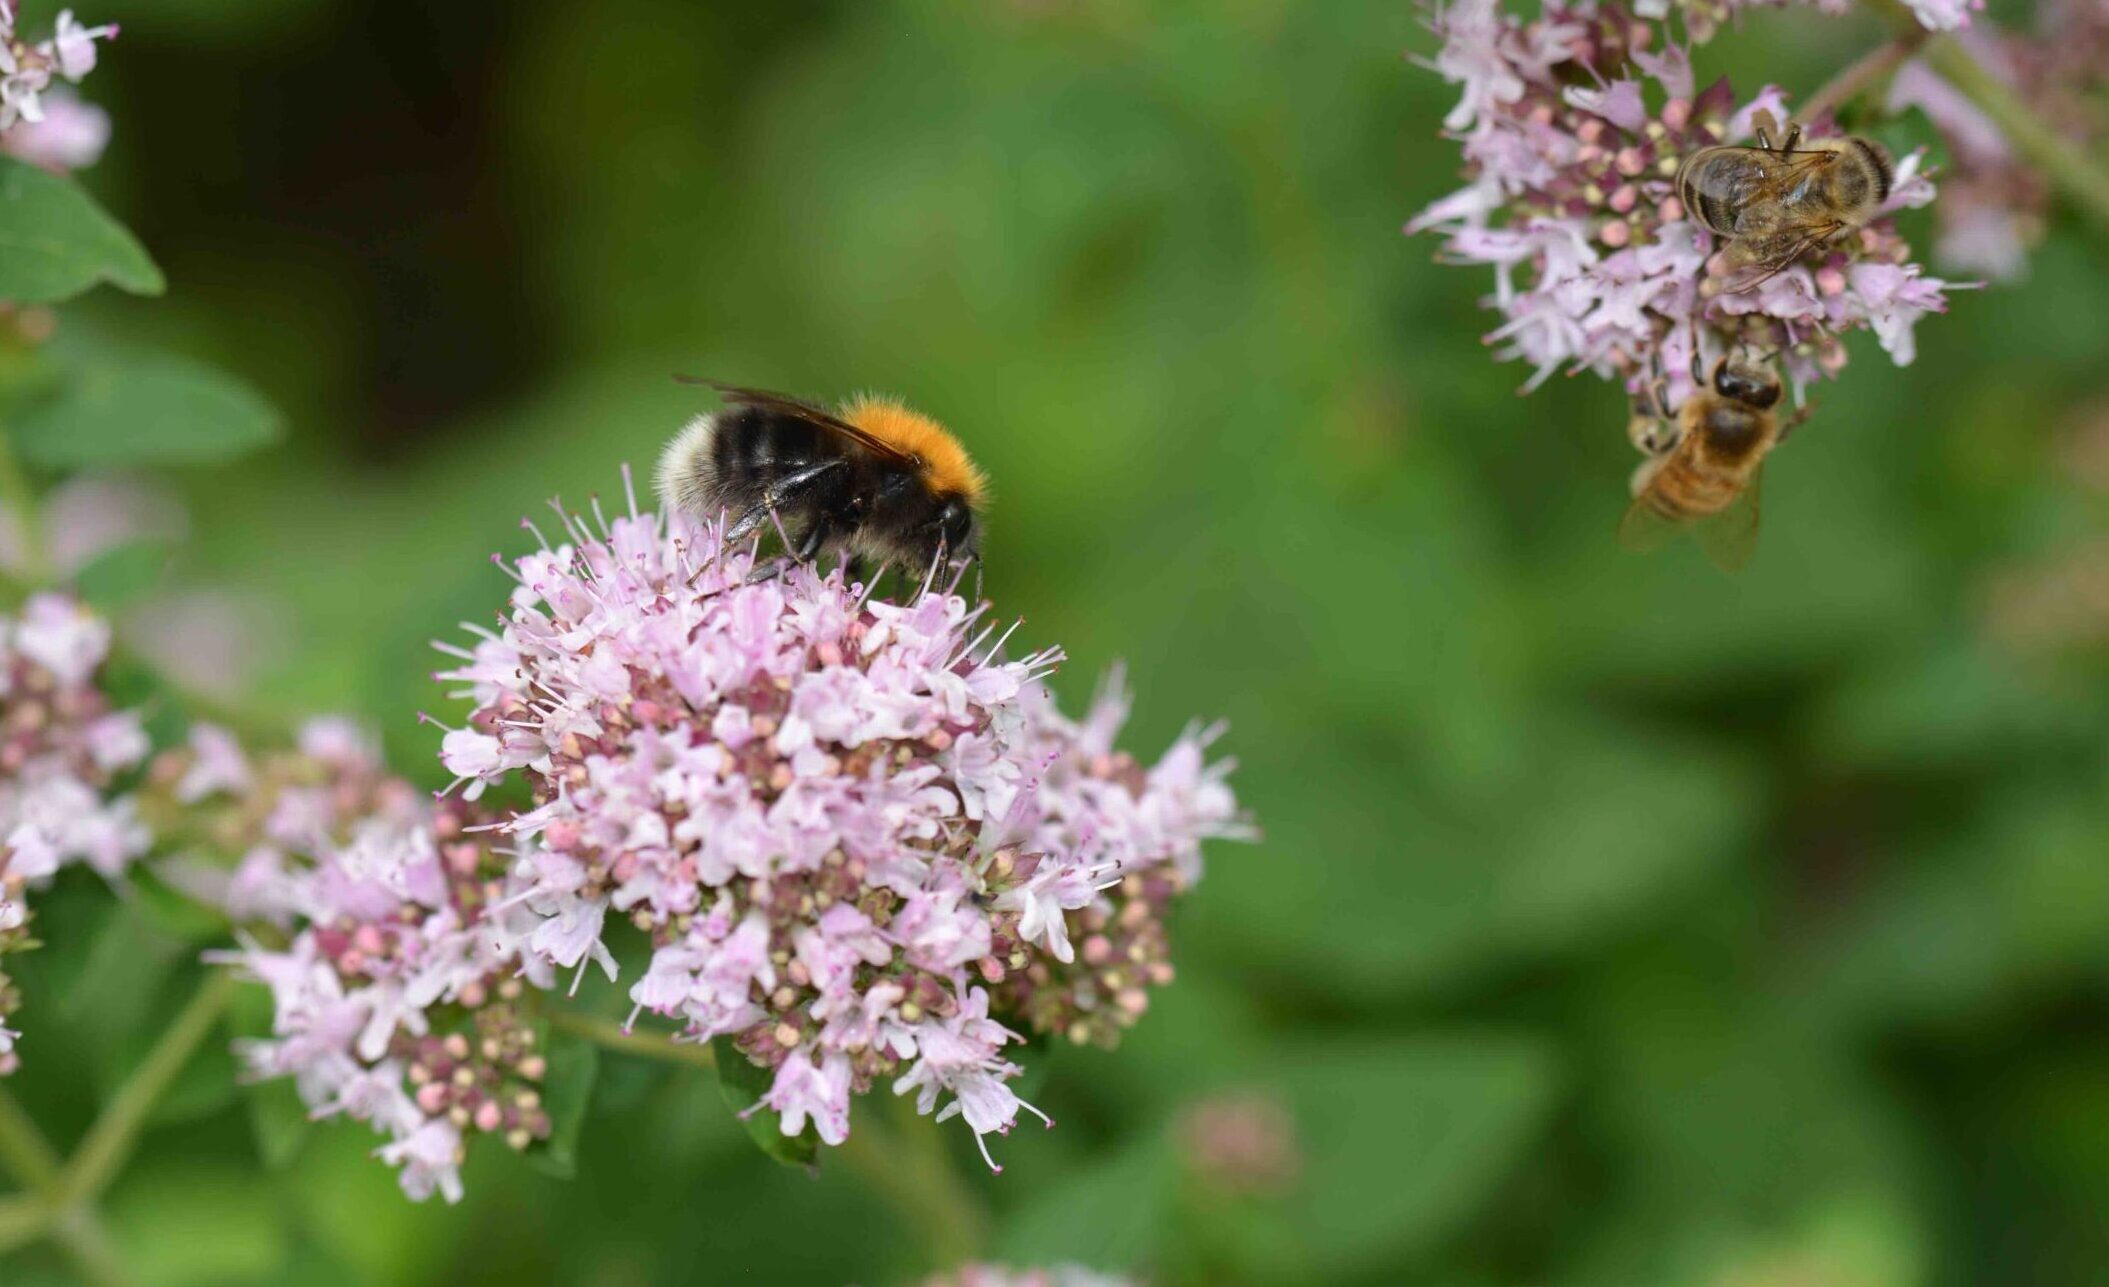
1687, 286, 1706, 385
1780, 122, 1803, 155
1777, 404, 1815, 443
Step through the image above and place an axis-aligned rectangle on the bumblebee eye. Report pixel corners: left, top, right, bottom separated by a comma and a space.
939, 499, 974, 553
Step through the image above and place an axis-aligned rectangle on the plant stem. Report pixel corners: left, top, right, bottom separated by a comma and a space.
1798, 35, 1926, 125
834, 1097, 989, 1269
0, 1089, 137, 1285
540, 1008, 718, 1071
0, 1084, 61, 1192
1864, 0, 2109, 234
55, 972, 236, 1209
0, 1195, 47, 1253
0, 422, 45, 589
47, 1206, 138, 1287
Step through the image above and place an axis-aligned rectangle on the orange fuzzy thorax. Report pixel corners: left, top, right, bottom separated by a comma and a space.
838, 394, 988, 507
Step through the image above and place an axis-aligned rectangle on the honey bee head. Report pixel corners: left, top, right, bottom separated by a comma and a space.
1711, 355, 1782, 410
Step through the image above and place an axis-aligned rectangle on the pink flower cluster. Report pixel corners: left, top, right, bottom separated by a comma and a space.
184, 720, 559, 1203
0, 2, 116, 165
1635, 0, 1974, 41
1889, 0, 2108, 279
436, 485, 1245, 1170
1, 593, 150, 1073
1409, 0, 1957, 409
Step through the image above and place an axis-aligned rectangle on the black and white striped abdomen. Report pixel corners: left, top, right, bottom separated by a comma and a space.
655, 407, 831, 520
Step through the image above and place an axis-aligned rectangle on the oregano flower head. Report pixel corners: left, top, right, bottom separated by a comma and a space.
436, 479, 1248, 1169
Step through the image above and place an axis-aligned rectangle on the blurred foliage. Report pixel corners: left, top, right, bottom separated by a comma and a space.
4, 0, 2108, 1283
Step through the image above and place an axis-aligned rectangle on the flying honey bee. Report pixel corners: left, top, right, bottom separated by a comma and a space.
1620, 351, 1809, 571
656, 379, 987, 575
1676, 110, 1893, 290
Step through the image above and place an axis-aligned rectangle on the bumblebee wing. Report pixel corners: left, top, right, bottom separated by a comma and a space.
674, 376, 919, 468
1691, 468, 1763, 573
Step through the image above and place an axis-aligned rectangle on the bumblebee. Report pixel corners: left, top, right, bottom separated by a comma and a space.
657, 380, 987, 576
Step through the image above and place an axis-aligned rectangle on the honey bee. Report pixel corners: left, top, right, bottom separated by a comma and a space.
657, 379, 987, 575
1619, 352, 1809, 571
1676, 110, 1893, 290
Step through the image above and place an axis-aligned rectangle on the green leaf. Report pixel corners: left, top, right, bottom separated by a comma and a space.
998, 1134, 1178, 1270
103, 1165, 290, 1287
149, 1030, 242, 1128
524, 1029, 600, 1180
62, 902, 187, 1080
244, 1077, 314, 1172
71, 539, 173, 612
129, 867, 234, 946
0, 156, 163, 302
712, 1039, 818, 1171
9, 353, 283, 468
1270, 1035, 1562, 1274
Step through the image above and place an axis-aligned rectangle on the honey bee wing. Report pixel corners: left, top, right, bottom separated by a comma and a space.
1617, 494, 1690, 554
1737, 147, 1839, 200
1720, 220, 1846, 294
1681, 146, 1832, 217
674, 376, 919, 468
1691, 467, 1763, 573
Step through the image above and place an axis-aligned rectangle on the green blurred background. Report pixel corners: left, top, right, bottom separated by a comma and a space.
10, 0, 2109, 1282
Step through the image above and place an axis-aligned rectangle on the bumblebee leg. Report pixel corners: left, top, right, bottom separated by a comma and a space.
791, 516, 831, 564
743, 514, 833, 586
725, 460, 849, 541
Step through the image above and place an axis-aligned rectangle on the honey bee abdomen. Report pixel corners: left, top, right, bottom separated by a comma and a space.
1680, 152, 1765, 234
1645, 453, 1743, 521
1850, 137, 1892, 204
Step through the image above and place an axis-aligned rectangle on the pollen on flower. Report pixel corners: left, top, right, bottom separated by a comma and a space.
436, 472, 1248, 1169
1409, 0, 1960, 412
